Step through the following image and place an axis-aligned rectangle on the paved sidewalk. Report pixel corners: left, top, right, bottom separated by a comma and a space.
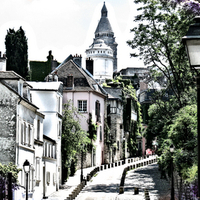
48, 166, 95, 200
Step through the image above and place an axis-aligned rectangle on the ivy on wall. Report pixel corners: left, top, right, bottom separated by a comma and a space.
87, 113, 98, 151
121, 84, 142, 157
104, 77, 142, 158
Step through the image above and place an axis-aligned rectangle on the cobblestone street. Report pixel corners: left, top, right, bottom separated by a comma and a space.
124, 163, 171, 200
74, 163, 171, 200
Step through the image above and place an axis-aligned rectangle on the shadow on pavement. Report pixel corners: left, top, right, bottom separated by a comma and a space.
124, 164, 170, 198
81, 183, 119, 193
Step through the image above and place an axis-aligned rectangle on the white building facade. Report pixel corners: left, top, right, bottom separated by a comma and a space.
28, 81, 63, 197
86, 39, 114, 83
48, 57, 107, 167
0, 71, 46, 200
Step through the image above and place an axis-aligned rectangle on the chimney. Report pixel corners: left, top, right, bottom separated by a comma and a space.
73, 54, 82, 67
86, 58, 94, 75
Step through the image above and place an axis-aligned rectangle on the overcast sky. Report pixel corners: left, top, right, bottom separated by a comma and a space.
0, 0, 145, 70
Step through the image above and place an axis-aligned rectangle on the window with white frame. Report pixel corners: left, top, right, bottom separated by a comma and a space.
20, 121, 33, 147
95, 100, 101, 122
28, 125, 31, 147
21, 122, 23, 145
36, 157, 40, 181
45, 142, 47, 157
58, 121, 61, 136
100, 126, 102, 141
24, 122, 26, 145
48, 144, 51, 157
58, 96, 61, 113
43, 141, 56, 159
78, 100, 87, 112
37, 120, 40, 140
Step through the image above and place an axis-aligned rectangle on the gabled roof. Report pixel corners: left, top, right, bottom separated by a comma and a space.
49, 56, 107, 97
0, 71, 32, 87
0, 80, 40, 111
103, 87, 122, 100
0, 71, 26, 80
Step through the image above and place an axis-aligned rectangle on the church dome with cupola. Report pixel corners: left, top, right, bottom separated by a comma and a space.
85, 2, 118, 83
86, 38, 114, 83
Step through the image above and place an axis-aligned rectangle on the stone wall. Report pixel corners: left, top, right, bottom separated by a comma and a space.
0, 83, 18, 164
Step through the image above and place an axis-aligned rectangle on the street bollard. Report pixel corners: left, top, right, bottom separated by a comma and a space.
134, 187, 139, 195
69, 194, 73, 200
119, 186, 124, 194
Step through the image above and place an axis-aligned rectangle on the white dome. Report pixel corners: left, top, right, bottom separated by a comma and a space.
87, 39, 112, 51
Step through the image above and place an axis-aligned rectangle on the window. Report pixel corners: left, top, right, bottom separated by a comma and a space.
53, 173, 56, 185
45, 142, 48, 157
37, 120, 40, 140
24, 123, 27, 145
20, 121, 33, 147
36, 157, 40, 181
46, 172, 50, 184
78, 100, 87, 112
28, 125, 31, 146
21, 123, 23, 145
58, 96, 61, 113
95, 101, 100, 122
48, 144, 51, 157
100, 126, 102, 142
52, 145, 56, 159
58, 121, 61, 136
117, 141, 119, 151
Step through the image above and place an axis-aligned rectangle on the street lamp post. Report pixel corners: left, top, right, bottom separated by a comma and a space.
81, 148, 84, 183
170, 144, 175, 200
23, 160, 30, 200
80, 144, 85, 183
182, 16, 200, 198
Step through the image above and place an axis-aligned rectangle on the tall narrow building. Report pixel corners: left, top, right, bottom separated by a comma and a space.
86, 2, 118, 83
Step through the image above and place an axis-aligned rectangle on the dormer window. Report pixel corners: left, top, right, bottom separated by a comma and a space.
93, 84, 98, 91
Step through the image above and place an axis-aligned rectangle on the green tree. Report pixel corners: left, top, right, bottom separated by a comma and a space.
169, 105, 197, 178
62, 100, 89, 182
127, 0, 198, 180
5, 26, 29, 79
127, 0, 197, 107
0, 162, 21, 191
128, 0, 197, 146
